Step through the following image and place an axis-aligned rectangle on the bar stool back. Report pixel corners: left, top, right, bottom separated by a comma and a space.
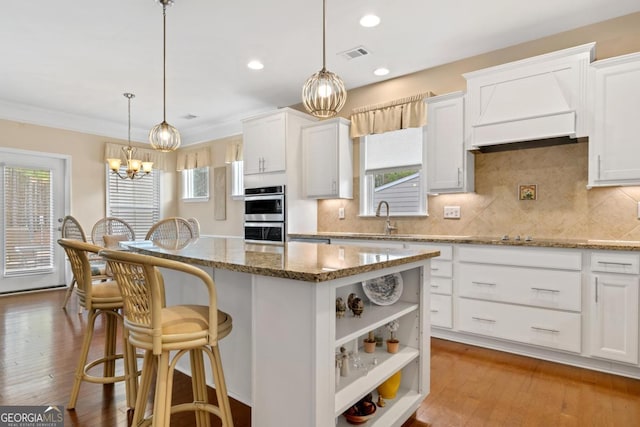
100, 248, 234, 427
56, 238, 138, 411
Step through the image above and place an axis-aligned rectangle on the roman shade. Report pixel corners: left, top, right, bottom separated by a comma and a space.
350, 92, 433, 138
363, 127, 423, 172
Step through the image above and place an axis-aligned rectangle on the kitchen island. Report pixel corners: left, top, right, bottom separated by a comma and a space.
124, 236, 439, 427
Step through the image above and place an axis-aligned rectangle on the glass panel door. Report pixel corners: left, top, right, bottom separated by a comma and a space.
0, 150, 68, 293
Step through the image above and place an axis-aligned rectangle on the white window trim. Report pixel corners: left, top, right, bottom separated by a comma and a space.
359, 127, 428, 217
181, 167, 210, 202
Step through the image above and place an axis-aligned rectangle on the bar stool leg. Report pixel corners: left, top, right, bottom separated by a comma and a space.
153, 352, 172, 427
123, 328, 139, 409
103, 312, 117, 378
61, 278, 76, 309
132, 350, 155, 426
209, 344, 234, 427
190, 349, 211, 427
68, 309, 99, 410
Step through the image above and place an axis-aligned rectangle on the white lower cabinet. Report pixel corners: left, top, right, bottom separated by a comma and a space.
589, 252, 640, 364
458, 298, 582, 353
457, 245, 583, 353
430, 294, 452, 329
405, 244, 454, 329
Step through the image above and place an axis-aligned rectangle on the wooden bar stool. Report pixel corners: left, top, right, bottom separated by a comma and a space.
57, 239, 138, 411
100, 248, 234, 427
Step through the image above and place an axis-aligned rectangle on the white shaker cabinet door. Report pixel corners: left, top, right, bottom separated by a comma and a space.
589, 274, 639, 364
589, 52, 640, 187
243, 112, 286, 175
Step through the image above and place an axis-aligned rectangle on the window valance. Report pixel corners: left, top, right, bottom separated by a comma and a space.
176, 147, 212, 171
349, 92, 433, 139
104, 143, 169, 171
224, 139, 243, 163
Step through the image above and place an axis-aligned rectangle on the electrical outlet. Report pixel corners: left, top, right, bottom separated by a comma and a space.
637, 202, 640, 219
444, 206, 461, 219
338, 207, 345, 219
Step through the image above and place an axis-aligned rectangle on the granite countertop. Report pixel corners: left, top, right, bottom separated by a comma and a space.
123, 236, 439, 283
289, 232, 640, 251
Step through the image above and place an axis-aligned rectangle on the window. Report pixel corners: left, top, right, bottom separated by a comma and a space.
106, 167, 160, 239
181, 167, 209, 201
3, 166, 54, 276
360, 127, 427, 216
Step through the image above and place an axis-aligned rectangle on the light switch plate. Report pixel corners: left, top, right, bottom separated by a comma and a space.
444, 206, 461, 219
338, 207, 345, 219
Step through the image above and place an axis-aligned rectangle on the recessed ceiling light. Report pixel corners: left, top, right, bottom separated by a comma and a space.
374, 67, 390, 76
360, 14, 381, 28
247, 60, 264, 70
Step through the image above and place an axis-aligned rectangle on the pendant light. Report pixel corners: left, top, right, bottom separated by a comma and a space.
149, 0, 181, 152
302, 0, 347, 118
107, 93, 153, 180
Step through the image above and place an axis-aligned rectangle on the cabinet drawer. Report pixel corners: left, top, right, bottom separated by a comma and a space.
458, 299, 581, 353
430, 260, 452, 278
430, 294, 452, 328
591, 252, 640, 275
458, 264, 581, 311
429, 277, 452, 295
459, 245, 582, 270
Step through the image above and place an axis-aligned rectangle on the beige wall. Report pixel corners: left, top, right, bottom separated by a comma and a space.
317, 12, 640, 240
176, 135, 244, 237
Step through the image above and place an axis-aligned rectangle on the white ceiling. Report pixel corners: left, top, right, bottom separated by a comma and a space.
1, 0, 639, 147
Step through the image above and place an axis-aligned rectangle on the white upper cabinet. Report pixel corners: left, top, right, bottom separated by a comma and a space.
302, 118, 353, 199
588, 52, 640, 187
464, 43, 595, 150
426, 92, 474, 193
242, 111, 287, 175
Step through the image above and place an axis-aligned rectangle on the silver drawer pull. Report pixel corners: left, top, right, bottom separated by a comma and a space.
531, 326, 560, 333
531, 287, 560, 293
472, 316, 496, 323
597, 261, 633, 266
430, 309, 439, 313
431, 284, 440, 288
431, 267, 439, 271
472, 281, 496, 287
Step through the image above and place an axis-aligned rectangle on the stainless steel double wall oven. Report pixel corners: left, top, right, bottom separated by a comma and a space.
243, 185, 285, 244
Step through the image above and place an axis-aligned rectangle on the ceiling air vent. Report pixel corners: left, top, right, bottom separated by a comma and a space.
340, 46, 371, 60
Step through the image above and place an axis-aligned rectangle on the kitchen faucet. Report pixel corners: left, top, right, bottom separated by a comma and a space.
375, 200, 397, 235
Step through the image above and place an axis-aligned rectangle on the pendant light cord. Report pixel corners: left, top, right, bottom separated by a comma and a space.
322, 0, 326, 71
162, 2, 167, 122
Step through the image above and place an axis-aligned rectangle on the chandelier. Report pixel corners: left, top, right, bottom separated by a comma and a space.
301, 0, 347, 118
107, 93, 153, 180
149, 0, 181, 152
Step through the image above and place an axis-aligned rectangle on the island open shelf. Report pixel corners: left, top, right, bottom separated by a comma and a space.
335, 301, 419, 347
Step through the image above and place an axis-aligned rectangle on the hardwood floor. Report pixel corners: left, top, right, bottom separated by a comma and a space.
2, 288, 639, 426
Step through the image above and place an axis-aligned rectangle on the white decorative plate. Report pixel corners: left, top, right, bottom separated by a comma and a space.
362, 273, 403, 306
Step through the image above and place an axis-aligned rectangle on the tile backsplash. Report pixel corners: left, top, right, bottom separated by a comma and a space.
318, 141, 640, 240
